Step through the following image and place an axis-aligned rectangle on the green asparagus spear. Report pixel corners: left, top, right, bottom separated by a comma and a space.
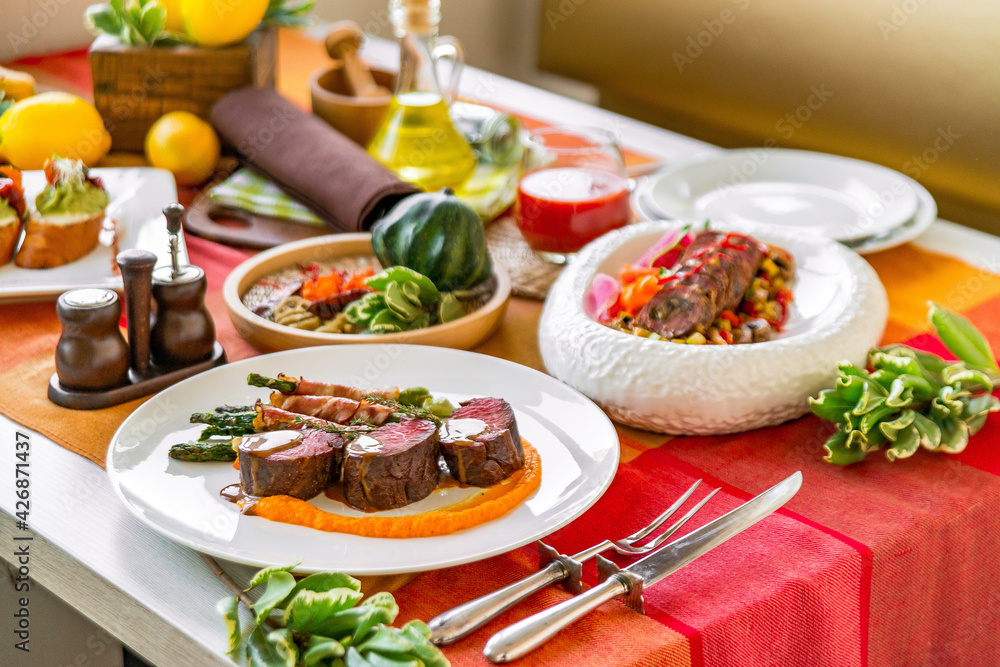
214, 404, 253, 414
190, 411, 256, 429
190, 410, 256, 441
247, 373, 298, 394
168, 440, 237, 462
197, 425, 255, 441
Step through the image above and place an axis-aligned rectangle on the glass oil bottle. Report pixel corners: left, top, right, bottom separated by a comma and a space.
367, 0, 477, 191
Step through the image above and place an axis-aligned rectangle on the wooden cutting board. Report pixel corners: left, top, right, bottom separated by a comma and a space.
183, 190, 333, 249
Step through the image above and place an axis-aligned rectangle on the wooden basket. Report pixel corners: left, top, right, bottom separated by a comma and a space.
89, 28, 277, 152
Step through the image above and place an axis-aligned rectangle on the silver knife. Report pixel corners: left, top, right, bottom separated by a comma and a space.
483, 471, 802, 663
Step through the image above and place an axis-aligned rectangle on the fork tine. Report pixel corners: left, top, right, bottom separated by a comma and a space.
571, 478, 704, 562
611, 487, 721, 555
624, 479, 702, 544
641, 487, 721, 550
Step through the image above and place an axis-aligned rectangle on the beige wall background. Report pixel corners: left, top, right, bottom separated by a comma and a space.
538, 0, 1000, 233
1, 0, 96, 61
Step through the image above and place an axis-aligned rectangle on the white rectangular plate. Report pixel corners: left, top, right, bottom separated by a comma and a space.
0, 167, 186, 303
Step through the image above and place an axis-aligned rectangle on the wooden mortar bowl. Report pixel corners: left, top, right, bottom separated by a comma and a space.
310, 62, 394, 146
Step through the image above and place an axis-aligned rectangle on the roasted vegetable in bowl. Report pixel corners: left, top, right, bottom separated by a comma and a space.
241, 259, 495, 336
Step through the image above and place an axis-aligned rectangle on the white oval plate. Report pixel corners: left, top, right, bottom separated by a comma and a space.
539, 220, 889, 435
107, 346, 619, 574
634, 149, 921, 243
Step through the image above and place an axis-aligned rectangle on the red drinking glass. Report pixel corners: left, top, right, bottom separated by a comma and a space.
516, 127, 630, 264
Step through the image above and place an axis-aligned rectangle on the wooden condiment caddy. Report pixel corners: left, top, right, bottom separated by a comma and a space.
89, 29, 276, 152
48, 204, 227, 410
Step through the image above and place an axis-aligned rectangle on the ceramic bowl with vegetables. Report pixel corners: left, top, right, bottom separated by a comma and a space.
538, 220, 889, 435
224, 190, 510, 352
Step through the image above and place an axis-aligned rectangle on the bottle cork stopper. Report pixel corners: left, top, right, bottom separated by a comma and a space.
391, 0, 440, 34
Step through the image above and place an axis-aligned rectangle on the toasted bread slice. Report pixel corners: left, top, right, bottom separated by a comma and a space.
14, 211, 103, 269
0, 212, 22, 265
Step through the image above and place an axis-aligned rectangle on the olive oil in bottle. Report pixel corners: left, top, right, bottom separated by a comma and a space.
366, 0, 476, 191
368, 92, 476, 191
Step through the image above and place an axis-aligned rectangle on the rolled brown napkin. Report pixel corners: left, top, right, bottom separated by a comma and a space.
211, 87, 419, 232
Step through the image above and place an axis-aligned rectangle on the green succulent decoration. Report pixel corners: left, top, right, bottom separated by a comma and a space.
265, 0, 316, 28
810, 303, 1000, 465
84, 0, 314, 46
345, 267, 465, 334
85, 0, 187, 46
218, 561, 449, 667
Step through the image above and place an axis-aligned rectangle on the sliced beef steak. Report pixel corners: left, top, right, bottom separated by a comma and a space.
342, 418, 440, 511
440, 397, 524, 487
239, 429, 342, 500
635, 230, 764, 339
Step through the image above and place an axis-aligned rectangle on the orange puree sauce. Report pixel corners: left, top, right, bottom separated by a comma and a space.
248, 442, 541, 538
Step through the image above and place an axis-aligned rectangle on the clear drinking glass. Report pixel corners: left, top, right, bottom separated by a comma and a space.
515, 126, 629, 264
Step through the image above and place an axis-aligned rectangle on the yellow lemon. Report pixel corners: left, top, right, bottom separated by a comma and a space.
0, 92, 111, 170
145, 111, 220, 186
160, 0, 186, 33
182, 0, 270, 47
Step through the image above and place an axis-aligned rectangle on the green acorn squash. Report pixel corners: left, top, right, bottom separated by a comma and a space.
370, 188, 493, 291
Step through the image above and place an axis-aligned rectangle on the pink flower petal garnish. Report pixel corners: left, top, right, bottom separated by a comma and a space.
636, 224, 694, 269
584, 273, 622, 323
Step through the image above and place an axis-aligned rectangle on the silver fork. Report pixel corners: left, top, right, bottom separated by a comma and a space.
428, 479, 719, 645
609, 487, 719, 555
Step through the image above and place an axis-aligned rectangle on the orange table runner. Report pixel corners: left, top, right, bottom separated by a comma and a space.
6, 30, 1000, 667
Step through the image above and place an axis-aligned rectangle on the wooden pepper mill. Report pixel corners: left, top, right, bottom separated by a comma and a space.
54, 288, 131, 391
150, 204, 216, 366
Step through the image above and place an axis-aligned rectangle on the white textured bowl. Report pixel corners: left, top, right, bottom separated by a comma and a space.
538, 221, 889, 435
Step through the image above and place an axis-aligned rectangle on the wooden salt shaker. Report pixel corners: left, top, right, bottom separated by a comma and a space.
150, 204, 216, 366
54, 288, 131, 391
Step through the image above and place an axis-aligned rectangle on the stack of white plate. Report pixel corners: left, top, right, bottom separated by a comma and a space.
631, 148, 936, 254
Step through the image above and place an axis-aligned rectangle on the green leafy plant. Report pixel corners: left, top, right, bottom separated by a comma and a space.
265, 0, 316, 28
219, 561, 449, 667
345, 267, 466, 334
85, 0, 187, 46
810, 303, 1000, 464
85, 0, 314, 46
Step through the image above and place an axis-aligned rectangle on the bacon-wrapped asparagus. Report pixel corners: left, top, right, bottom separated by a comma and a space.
268, 393, 395, 426
252, 401, 373, 435
247, 373, 399, 401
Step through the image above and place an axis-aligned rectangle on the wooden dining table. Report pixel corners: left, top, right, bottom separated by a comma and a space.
3, 29, 1000, 667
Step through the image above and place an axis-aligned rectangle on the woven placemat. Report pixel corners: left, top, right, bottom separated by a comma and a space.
486, 216, 563, 300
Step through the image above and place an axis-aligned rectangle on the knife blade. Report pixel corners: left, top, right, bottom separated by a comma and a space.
483, 471, 802, 663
